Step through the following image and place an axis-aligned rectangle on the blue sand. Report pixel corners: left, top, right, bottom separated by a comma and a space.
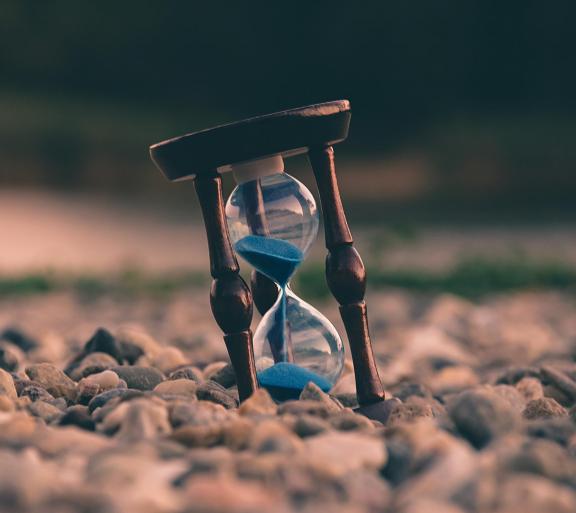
235, 235, 304, 363
234, 235, 303, 287
258, 362, 333, 401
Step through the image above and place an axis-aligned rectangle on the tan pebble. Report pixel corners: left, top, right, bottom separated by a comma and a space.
516, 377, 544, 402
152, 347, 188, 374
0, 395, 14, 412
222, 417, 254, 450
0, 368, 17, 400
238, 389, 277, 417
80, 370, 120, 390
154, 379, 197, 397
429, 366, 479, 395
203, 361, 228, 380
115, 326, 163, 357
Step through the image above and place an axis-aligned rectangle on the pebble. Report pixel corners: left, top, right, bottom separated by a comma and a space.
0, 411, 37, 443
169, 365, 204, 382
115, 398, 172, 443
20, 385, 54, 402
196, 380, 238, 409
506, 438, 576, 486
0, 341, 24, 371
291, 414, 330, 437
27, 400, 63, 423
87, 387, 133, 413
332, 392, 358, 408
523, 397, 568, 419
238, 388, 277, 417
0, 368, 17, 400
203, 361, 229, 380
169, 400, 230, 429
495, 474, 576, 513
169, 401, 231, 447
495, 366, 541, 385
428, 365, 479, 395
25, 363, 77, 402
341, 469, 392, 511
182, 476, 278, 512
222, 416, 255, 450
526, 418, 576, 446
154, 378, 197, 398
303, 431, 387, 476
491, 384, 526, 412
151, 346, 188, 374
59, 405, 96, 431
541, 365, 576, 404
328, 410, 375, 431
516, 376, 544, 402
448, 388, 519, 448
0, 327, 38, 352
278, 399, 338, 418
115, 325, 163, 357
387, 397, 435, 426
209, 362, 237, 388
68, 352, 118, 381
300, 381, 344, 412
76, 370, 123, 404
111, 366, 164, 391
0, 395, 14, 412
249, 419, 303, 454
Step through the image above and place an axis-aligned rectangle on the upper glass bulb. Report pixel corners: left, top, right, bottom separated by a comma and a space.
226, 175, 318, 269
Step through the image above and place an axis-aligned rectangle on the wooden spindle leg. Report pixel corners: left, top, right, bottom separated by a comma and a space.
194, 170, 258, 401
308, 146, 385, 406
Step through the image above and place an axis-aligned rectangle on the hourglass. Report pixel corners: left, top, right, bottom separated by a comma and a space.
150, 100, 397, 421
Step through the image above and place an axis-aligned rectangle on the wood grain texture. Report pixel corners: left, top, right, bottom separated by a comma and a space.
150, 100, 351, 181
308, 146, 385, 406
194, 170, 258, 401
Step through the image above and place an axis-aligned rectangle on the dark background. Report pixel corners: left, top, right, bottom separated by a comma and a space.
2, 0, 576, 220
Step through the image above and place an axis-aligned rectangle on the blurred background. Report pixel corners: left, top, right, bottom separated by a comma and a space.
1, 0, 576, 296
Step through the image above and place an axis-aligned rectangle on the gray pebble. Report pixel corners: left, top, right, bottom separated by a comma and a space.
169, 366, 204, 383
292, 414, 330, 437
196, 380, 238, 409
448, 388, 519, 448
209, 362, 236, 388
28, 400, 64, 423
111, 366, 164, 391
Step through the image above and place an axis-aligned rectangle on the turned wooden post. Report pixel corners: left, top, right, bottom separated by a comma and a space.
194, 170, 258, 401
308, 145, 385, 406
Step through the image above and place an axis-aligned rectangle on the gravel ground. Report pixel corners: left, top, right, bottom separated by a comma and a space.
1, 289, 576, 513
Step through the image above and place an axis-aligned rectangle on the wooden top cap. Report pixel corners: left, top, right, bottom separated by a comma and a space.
149, 100, 351, 181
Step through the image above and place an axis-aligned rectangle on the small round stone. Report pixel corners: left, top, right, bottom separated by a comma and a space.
154, 378, 197, 398
25, 363, 77, 402
523, 397, 568, 420
111, 366, 164, 391
448, 388, 520, 448
151, 347, 188, 374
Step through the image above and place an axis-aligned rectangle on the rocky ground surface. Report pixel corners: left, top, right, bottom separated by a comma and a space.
1, 289, 576, 513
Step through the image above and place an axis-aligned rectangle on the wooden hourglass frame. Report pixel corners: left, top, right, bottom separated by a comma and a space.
150, 100, 396, 421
